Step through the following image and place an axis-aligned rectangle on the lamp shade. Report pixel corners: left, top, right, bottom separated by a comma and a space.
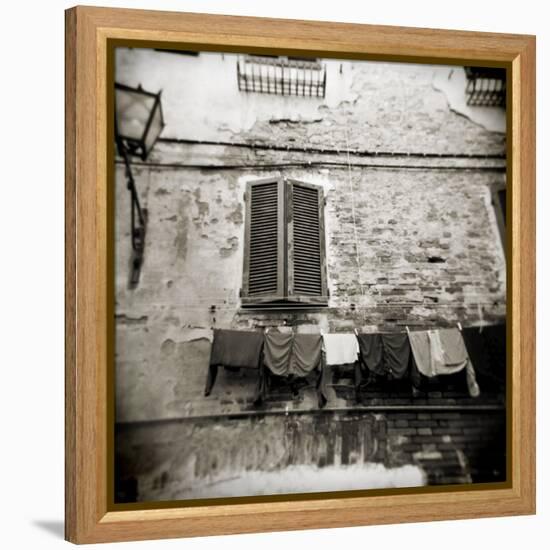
115, 83, 165, 160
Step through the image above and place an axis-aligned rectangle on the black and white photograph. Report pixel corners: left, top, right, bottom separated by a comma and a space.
113, 48, 507, 504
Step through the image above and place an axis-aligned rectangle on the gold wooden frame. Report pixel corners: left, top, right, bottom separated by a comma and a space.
65, 6, 536, 544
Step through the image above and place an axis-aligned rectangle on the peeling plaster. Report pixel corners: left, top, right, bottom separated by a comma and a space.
219, 236, 239, 258
225, 204, 243, 225
432, 67, 506, 133
115, 314, 148, 325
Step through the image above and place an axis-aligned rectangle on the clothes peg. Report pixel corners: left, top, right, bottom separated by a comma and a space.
405, 325, 411, 335
457, 322, 463, 332
354, 328, 359, 336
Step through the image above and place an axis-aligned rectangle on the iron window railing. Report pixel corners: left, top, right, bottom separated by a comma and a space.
464, 67, 506, 107
237, 55, 327, 98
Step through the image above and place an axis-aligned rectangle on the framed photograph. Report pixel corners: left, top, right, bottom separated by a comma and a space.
65, 6, 536, 544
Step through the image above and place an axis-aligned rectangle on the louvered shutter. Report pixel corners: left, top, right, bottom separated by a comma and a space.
287, 180, 328, 304
242, 178, 285, 304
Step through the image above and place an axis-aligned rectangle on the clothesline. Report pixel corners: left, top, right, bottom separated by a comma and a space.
117, 302, 504, 310
204, 323, 506, 408
196, 321, 501, 334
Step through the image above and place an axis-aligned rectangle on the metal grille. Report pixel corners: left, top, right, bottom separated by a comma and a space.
237, 56, 326, 98
248, 181, 280, 295
292, 183, 323, 296
465, 67, 506, 107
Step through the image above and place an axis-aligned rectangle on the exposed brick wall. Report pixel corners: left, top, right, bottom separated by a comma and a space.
244, 62, 506, 156
116, 409, 505, 502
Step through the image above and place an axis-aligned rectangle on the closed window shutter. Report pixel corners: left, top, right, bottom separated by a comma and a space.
287, 180, 328, 304
242, 178, 285, 302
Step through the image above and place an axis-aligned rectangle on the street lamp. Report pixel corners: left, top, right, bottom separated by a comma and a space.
115, 82, 165, 287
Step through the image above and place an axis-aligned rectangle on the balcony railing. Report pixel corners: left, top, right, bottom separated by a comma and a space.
464, 67, 506, 107
237, 55, 326, 98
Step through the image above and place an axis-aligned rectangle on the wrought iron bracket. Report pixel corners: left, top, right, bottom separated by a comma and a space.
117, 137, 148, 288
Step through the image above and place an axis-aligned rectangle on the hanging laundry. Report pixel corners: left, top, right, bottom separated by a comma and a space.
356, 333, 384, 375
408, 328, 480, 397
482, 323, 507, 382
260, 331, 327, 408
382, 333, 411, 379
263, 331, 294, 376
357, 333, 410, 381
204, 329, 264, 396
439, 328, 480, 397
290, 334, 323, 377
322, 333, 360, 366
462, 323, 506, 386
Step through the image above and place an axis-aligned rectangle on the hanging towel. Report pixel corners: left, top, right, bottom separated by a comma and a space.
209, 329, 264, 368
381, 333, 411, 379
290, 334, 323, 377
408, 328, 479, 397
439, 328, 480, 398
263, 332, 294, 376
322, 333, 360, 366
462, 324, 506, 385
263, 332, 322, 377
259, 332, 327, 408
408, 330, 431, 377
205, 329, 264, 396
357, 333, 410, 381
409, 330, 451, 377
461, 327, 489, 374
483, 323, 507, 382
356, 333, 384, 375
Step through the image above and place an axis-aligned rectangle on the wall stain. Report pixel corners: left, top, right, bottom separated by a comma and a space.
225, 204, 243, 225
161, 339, 176, 356
173, 199, 189, 261
220, 236, 239, 258
192, 188, 210, 226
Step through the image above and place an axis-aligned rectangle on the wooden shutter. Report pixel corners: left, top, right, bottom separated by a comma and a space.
242, 178, 285, 304
287, 180, 328, 304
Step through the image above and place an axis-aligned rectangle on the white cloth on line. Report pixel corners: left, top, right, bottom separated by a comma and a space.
322, 333, 360, 366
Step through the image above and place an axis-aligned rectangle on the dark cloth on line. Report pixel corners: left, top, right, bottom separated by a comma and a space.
290, 334, 323, 377
209, 329, 264, 368
381, 333, 410, 379
357, 333, 410, 383
258, 332, 327, 408
461, 327, 489, 373
462, 323, 506, 385
205, 329, 264, 396
263, 332, 294, 376
263, 332, 322, 377
357, 334, 384, 376
483, 323, 507, 382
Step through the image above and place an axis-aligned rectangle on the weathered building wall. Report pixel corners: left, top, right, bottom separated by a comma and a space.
116, 409, 505, 502
114, 49, 507, 495
115, 156, 505, 422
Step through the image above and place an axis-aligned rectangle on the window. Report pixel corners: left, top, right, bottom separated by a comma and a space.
241, 177, 328, 307
464, 67, 506, 107
236, 56, 326, 98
